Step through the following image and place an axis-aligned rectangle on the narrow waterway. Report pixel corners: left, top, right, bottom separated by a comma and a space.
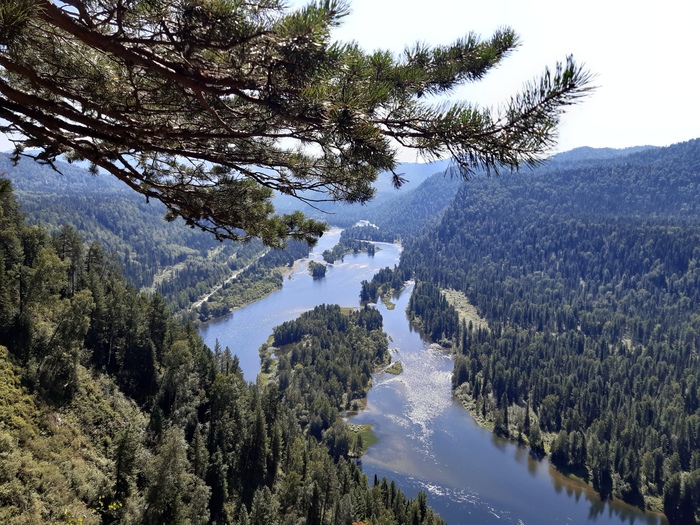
355, 286, 666, 525
200, 227, 400, 378
199, 232, 667, 525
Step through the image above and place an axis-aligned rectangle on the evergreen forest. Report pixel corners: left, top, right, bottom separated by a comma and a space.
1, 155, 316, 320
387, 139, 700, 522
4, 137, 700, 524
0, 0, 678, 521
0, 179, 444, 525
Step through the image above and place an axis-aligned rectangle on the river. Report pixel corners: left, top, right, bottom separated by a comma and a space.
199, 228, 667, 525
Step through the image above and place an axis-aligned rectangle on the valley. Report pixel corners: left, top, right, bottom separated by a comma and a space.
2, 139, 700, 524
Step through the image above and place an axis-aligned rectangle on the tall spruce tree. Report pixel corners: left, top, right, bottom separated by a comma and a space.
0, 0, 593, 246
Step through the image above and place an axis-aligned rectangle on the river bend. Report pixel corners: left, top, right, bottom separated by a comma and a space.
200, 229, 666, 525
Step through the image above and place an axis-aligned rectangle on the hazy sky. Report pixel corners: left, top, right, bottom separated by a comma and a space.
2, 0, 698, 159
325, 0, 700, 160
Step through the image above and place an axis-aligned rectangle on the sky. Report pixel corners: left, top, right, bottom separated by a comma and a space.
324, 0, 700, 161
2, 0, 699, 159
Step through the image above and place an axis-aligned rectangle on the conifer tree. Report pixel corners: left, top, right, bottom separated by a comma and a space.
0, 0, 593, 246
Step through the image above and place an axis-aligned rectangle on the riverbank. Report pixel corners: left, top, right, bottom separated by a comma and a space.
404, 284, 669, 520
195, 269, 284, 322
445, 332, 668, 519
347, 423, 378, 456
200, 242, 669, 525
394, 327, 670, 523
193, 234, 321, 322
197, 254, 311, 323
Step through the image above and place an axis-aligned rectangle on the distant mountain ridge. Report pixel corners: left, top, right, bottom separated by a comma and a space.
342, 140, 700, 241
271, 158, 453, 225
0, 155, 127, 192
6, 140, 699, 245
502, 138, 700, 220
547, 144, 655, 164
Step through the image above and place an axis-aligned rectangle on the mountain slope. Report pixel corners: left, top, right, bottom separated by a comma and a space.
398, 138, 700, 521
0, 182, 445, 525
0, 155, 267, 309
272, 159, 452, 227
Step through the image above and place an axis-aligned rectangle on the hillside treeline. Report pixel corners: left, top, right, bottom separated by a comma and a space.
382, 140, 700, 522
0, 178, 443, 525
3, 156, 317, 316
336, 168, 463, 245
271, 304, 388, 437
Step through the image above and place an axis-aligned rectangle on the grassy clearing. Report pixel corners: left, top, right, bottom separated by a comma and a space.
347, 423, 378, 455
380, 295, 396, 310
442, 288, 489, 331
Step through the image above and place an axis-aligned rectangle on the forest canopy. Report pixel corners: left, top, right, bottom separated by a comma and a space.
393, 140, 700, 522
0, 178, 445, 525
0, 0, 592, 246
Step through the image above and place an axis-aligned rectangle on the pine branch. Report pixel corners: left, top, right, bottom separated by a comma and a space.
0, 0, 594, 246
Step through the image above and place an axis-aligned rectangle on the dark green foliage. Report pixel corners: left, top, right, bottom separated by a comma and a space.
272, 304, 388, 428
308, 260, 327, 279
360, 265, 411, 303
0, 179, 445, 525
322, 235, 375, 263
407, 281, 460, 343
114, 428, 139, 501
4, 155, 321, 319
1, 0, 592, 246
397, 139, 700, 519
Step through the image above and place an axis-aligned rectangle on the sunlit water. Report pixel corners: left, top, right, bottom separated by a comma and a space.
200, 227, 401, 377
200, 231, 667, 525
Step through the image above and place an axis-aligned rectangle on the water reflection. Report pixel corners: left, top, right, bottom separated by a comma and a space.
353, 285, 667, 525
200, 237, 667, 525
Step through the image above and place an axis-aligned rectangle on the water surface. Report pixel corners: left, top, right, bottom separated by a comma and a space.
200, 233, 667, 525
354, 286, 666, 525
200, 228, 400, 379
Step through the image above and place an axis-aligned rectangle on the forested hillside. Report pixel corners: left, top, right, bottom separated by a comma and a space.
3, 155, 459, 316
1, 156, 320, 317
1, 155, 267, 304
270, 304, 389, 430
340, 169, 463, 243
394, 138, 700, 522
0, 178, 444, 524
273, 159, 462, 246
194, 239, 313, 321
